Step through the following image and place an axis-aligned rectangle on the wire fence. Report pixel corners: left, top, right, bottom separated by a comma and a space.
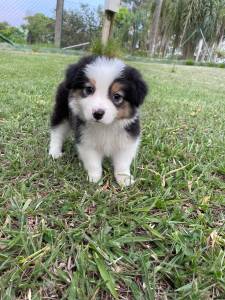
61, 0, 104, 49
0, 0, 104, 50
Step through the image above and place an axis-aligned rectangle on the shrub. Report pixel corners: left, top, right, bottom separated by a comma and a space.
206, 62, 217, 67
31, 45, 40, 52
219, 63, 225, 68
185, 59, 195, 66
90, 38, 122, 58
132, 49, 148, 57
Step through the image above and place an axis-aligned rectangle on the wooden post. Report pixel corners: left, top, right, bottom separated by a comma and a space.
102, 11, 115, 46
55, 0, 64, 48
101, 0, 120, 46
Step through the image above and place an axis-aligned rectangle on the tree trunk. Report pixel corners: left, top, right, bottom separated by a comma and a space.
218, 34, 224, 49
183, 42, 195, 59
201, 48, 207, 62
148, 0, 163, 56
179, 0, 194, 47
172, 33, 180, 56
210, 43, 216, 62
195, 39, 203, 62
162, 40, 169, 57
159, 32, 167, 57
131, 24, 137, 51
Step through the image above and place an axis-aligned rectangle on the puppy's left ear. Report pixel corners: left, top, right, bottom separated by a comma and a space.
124, 66, 148, 107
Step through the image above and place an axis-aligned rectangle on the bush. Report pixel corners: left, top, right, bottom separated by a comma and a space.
90, 38, 122, 58
31, 45, 41, 52
185, 59, 195, 66
0, 22, 25, 44
196, 61, 225, 68
206, 62, 217, 67
219, 63, 225, 68
132, 49, 148, 57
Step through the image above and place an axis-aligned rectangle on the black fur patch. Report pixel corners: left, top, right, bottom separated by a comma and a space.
51, 82, 69, 127
65, 55, 97, 90
116, 66, 148, 107
125, 117, 140, 138
51, 55, 97, 127
108, 66, 148, 122
71, 115, 85, 144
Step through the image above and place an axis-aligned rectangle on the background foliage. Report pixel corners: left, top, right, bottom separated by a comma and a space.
0, 0, 225, 60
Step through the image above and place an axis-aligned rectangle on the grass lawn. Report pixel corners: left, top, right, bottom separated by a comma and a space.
0, 51, 225, 299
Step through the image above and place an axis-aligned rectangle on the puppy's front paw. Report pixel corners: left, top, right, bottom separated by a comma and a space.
88, 172, 102, 183
115, 173, 135, 187
49, 149, 63, 159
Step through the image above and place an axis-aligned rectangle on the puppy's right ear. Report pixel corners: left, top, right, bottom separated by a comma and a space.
65, 64, 79, 90
64, 55, 97, 90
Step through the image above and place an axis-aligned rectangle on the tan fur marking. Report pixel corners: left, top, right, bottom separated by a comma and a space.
110, 82, 132, 119
117, 101, 133, 119
90, 79, 96, 87
69, 79, 95, 100
70, 90, 82, 99
111, 82, 124, 94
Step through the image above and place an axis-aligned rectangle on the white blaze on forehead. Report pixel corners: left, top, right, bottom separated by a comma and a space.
84, 57, 125, 90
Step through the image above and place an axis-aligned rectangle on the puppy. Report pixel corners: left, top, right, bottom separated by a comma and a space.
49, 55, 148, 186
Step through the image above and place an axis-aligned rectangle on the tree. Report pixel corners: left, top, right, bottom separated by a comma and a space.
61, 5, 99, 47
23, 13, 55, 44
0, 22, 25, 43
179, 0, 225, 59
157, 0, 185, 56
114, 7, 134, 49
114, 1, 152, 52
155, 0, 225, 59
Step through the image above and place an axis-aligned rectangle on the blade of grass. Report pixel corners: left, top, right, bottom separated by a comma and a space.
93, 252, 118, 299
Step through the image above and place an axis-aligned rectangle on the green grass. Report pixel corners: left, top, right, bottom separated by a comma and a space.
0, 51, 225, 300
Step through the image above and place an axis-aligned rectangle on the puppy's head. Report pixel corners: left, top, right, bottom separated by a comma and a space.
66, 55, 148, 125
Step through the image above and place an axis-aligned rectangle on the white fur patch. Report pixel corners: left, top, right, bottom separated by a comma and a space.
78, 119, 138, 157
85, 56, 125, 89
49, 121, 70, 159
76, 118, 139, 185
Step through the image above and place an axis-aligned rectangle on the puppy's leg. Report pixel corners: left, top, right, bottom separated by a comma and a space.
49, 82, 70, 159
112, 140, 139, 186
49, 121, 70, 159
77, 145, 103, 183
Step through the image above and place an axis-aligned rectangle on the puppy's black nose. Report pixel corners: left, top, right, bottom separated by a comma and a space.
93, 109, 105, 120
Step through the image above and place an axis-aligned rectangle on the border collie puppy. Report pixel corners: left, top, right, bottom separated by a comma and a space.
49, 55, 148, 186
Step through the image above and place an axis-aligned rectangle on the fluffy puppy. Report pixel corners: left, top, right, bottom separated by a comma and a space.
49, 55, 148, 186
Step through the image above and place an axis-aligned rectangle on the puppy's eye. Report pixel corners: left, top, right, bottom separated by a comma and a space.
83, 86, 94, 97
112, 93, 124, 105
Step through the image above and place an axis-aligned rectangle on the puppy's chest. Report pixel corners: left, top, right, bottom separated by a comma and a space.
80, 123, 132, 155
